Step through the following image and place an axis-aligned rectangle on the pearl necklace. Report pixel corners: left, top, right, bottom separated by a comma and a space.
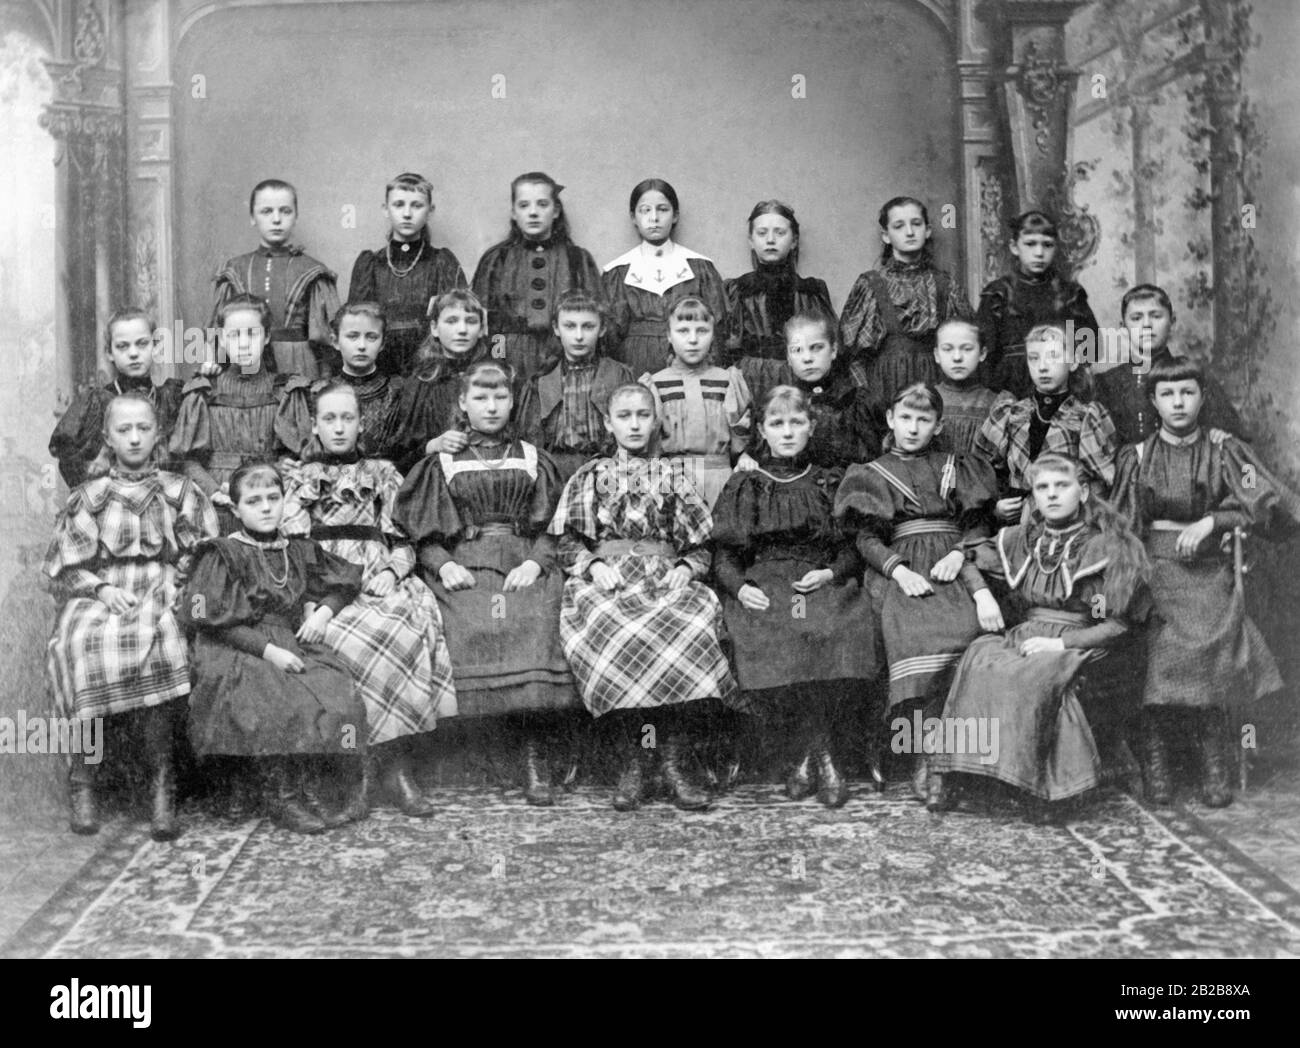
386, 237, 426, 278
754, 464, 811, 484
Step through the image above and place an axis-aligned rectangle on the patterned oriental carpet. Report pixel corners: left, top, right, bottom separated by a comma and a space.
5, 784, 1299, 958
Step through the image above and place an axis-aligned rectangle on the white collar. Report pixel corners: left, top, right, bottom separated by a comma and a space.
602, 241, 712, 296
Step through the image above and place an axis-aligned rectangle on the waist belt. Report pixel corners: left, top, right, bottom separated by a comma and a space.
676, 454, 731, 470
1145, 522, 1219, 560
595, 539, 676, 559
1026, 608, 1091, 627
269, 327, 308, 342
312, 525, 384, 543
470, 522, 521, 537
257, 610, 298, 631
754, 543, 827, 565
893, 519, 961, 540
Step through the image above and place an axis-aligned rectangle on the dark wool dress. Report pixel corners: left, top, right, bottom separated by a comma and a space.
839, 256, 972, 406
934, 380, 998, 455
392, 436, 577, 716
168, 366, 311, 533
325, 370, 406, 463
1094, 347, 1249, 445
711, 457, 875, 706
1112, 432, 1293, 709
180, 534, 366, 757
601, 247, 729, 379
724, 261, 836, 397
930, 522, 1142, 801
50, 377, 187, 489
763, 362, 882, 470
383, 342, 496, 474
348, 235, 467, 377
472, 233, 603, 380
976, 269, 1099, 397
213, 244, 339, 379
834, 449, 997, 710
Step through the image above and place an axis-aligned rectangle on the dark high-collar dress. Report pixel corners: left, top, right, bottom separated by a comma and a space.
724, 259, 836, 397
49, 374, 185, 488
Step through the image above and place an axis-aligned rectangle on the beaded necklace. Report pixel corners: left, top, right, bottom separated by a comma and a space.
386, 237, 426, 278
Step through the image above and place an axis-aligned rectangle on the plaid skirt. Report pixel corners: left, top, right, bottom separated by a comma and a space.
930, 616, 1101, 801
560, 554, 737, 717
46, 560, 190, 719
1144, 552, 1282, 708
869, 531, 983, 710
322, 574, 458, 745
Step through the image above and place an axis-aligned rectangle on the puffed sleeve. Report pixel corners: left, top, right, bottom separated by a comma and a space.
306, 271, 340, 352
524, 446, 565, 572
435, 248, 469, 293
514, 373, 545, 448
278, 461, 315, 538
691, 260, 730, 351
1219, 437, 1300, 541
173, 477, 220, 583
1068, 285, 1099, 366
300, 539, 363, 615
976, 279, 1010, 387
944, 271, 973, 320
179, 541, 270, 656
348, 250, 378, 302
722, 277, 745, 364
1077, 401, 1119, 497
974, 391, 1017, 487
832, 463, 906, 579
601, 267, 631, 348
838, 273, 883, 364
168, 377, 220, 495
42, 484, 107, 597
275, 375, 314, 459
1059, 533, 1145, 650
548, 458, 604, 578
951, 452, 998, 592
1110, 443, 1144, 528
724, 366, 753, 457
709, 472, 756, 597
49, 387, 109, 489
1203, 372, 1250, 442
392, 454, 464, 577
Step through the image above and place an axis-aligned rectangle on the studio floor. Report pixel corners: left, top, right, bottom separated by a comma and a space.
2, 728, 1299, 958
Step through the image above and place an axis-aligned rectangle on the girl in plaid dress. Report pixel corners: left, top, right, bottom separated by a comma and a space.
549, 384, 737, 812
834, 383, 1001, 807
975, 323, 1118, 525
45, 393, 219, 841
393, 361, 578, 807
180, 463, 366, 835
712, 385, 875, 808
170, 293, 312, 536
282, 381, 458, 820
839, 196, 972, 406
639, 294, 752, 509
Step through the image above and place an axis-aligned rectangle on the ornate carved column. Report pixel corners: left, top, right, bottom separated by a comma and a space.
124, 0, 178, 376
956, 0, 1004, 297
979, 0, 1098, 277
39, 0, 128, 388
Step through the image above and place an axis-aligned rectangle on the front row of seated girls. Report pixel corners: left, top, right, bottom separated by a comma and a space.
42, 302, 1297, 838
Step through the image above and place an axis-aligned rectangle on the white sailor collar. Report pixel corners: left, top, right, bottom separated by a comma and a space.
602, 240, 712, 297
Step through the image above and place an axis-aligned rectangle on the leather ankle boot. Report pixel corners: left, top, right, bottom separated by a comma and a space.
785, 752, 814, 801
813, 740, 850, 809
612, 748, 646, 811
1140, 711, 1174, 806
382, 748, 437, 818
1199, 708, 1234, 808
660, 735, 712, 811
68, 760, 98, 836
522, 737, 555, 807
925, 769, 952, 813
225, 760, 259, 821
336, 753, 374, 825
299, 757, 350, 829
267, 758, 327, 835
143, 706, 179, 842
911, 755, 930, 804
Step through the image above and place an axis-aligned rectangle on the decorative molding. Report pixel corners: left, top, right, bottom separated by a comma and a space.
1011, 39, 1074, 154
977, 158, 1008, 284
1045, 160, 1101, 275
